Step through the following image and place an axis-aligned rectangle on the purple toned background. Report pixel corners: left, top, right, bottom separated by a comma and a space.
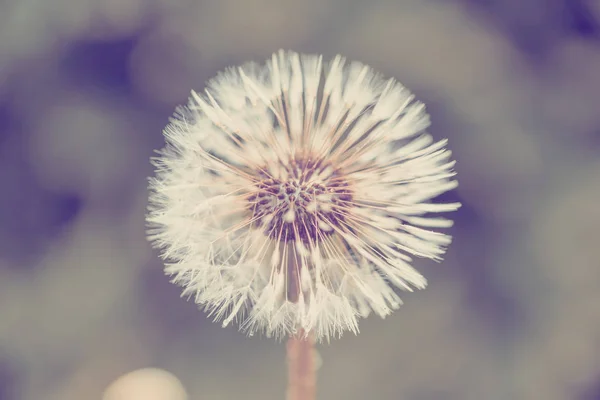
1, 1, 600, 399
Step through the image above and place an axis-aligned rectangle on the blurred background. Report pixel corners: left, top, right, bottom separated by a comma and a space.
1, 0, 600, 399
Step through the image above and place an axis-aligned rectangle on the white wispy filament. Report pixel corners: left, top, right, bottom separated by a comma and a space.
147, 50, 461, 341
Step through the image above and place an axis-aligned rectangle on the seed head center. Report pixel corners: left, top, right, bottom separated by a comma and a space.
248, 158, 352, 242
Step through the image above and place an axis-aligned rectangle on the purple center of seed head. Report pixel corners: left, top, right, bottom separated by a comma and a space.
248, 157, 352, 243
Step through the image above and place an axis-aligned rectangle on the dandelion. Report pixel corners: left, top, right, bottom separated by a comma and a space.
147, 50, 460, 343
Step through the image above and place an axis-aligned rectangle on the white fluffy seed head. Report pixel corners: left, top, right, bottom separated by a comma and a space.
146, 49, 461, 342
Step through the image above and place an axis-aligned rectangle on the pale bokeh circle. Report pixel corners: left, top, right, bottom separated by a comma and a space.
102, 368, 188, 400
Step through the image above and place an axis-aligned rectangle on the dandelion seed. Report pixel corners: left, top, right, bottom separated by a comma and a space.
146, 50, 461, 342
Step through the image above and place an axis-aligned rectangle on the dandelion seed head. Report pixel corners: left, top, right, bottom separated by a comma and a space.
147, 50, 461, 341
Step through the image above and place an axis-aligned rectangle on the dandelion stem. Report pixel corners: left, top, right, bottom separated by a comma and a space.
286, 330, 316, 400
